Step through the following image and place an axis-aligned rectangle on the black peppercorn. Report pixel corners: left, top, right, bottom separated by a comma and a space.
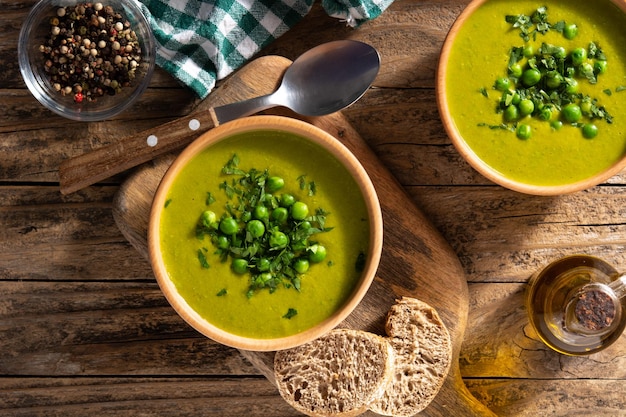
40, 2, 143, 103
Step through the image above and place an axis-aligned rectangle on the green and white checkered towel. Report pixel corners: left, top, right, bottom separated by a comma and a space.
135, 0, 392, 98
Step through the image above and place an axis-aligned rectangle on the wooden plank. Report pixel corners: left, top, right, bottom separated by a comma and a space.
1, 376, 624, 416
0, 186, 152, 280
0, 377, 298, 416
409, 187, 626, 282
0, 281, 257, 376
465, 379, 626, 417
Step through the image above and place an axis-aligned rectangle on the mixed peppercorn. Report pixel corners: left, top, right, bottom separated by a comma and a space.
39, 2, 143, 103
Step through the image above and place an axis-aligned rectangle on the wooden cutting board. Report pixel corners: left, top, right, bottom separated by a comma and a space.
112, 55, 495, 416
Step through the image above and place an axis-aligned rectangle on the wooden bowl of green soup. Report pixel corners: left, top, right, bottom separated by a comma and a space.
148, 115, 383, 351
437, 0, 626, 195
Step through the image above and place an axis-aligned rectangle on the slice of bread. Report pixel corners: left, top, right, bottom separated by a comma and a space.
274, 328, 394, 417
369, 296, 452, 416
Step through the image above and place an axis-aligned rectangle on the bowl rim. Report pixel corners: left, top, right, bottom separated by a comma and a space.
436, 0, 626, 196
18, 0, 156, 122
148, 115, 383, 351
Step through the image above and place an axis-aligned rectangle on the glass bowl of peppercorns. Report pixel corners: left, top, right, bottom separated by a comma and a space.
18, 0, 156, 122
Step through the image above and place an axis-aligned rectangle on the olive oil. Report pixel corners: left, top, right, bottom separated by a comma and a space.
526, 255, 626, 355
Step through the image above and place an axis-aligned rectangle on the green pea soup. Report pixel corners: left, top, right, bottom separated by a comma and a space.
157, 130, 371, 339
445, 0, 626, 186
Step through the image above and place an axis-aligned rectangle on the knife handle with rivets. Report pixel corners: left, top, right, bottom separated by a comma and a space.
58, 108, 218, 195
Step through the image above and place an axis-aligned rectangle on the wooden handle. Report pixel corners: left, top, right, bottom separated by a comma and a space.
59, 108, 219, 195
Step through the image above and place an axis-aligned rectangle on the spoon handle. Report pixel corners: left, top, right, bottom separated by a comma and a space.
212, 93, 279, 125
59, 109, 218, 195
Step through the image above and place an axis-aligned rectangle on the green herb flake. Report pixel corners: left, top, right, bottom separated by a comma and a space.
616, 86, 626, 93
164, 198, 173, 208
297, 175, 305, 190
479, 87, 489, 98
505, 6, 551, 41
206, 192, 216, 205
197, 248, 210, 269
603, 89, 612, 96
216, 288, 227, 296
283, 308, 298, 319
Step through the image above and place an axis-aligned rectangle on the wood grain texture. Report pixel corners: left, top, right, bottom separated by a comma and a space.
2, 0, 626, 415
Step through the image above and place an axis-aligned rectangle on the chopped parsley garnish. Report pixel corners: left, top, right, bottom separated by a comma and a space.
196, 154, 333, 298
197, 248, 210, 269
505, 6, 551, 42
479, 7, 616, 140
283, 308, 298, 319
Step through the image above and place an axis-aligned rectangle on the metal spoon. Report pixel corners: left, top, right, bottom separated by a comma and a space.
59, 40, 381, 194
212, 39, 380, 123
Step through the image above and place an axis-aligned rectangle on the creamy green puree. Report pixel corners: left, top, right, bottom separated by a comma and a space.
446, 0, 626, 185
159, 130, 370, 339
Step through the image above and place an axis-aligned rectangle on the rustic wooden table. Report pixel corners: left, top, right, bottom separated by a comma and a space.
2, 0, 626, 415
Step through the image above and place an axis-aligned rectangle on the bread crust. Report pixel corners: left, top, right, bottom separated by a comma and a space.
274, 328, 394, 417
369, 296, 452, 416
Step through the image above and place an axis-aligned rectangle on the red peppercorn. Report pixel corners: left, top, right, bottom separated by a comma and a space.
74, 92, 84, 103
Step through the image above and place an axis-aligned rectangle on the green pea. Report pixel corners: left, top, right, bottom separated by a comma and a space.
582, 123, 599, 139
550, 120, 563, 130
271, 207, 289, 223
563, 23, 578, 40
580, 100, 593, 116
594, 60, 608, 75
217, 235, 230, 250
521, 68, 541, 87
280, 193, 296, 207
219, 217, 239, 235
253, 205, 269, 220
263, 193, 277, 206
511, 92, 521, 105
571, 47, 587, 66
516, 124, 531, 140
545, 72, 563, 89
539, 107, 553, 121
293, 258, 310, 274
256, 258, 271, 272
255, 272, 273, 286
298, 221, 312, 230
523, 45, 534, 58
564, 78, 578, 94
508, 63, 523, 78
518, 99, 534, 116
290, 201, 309, 221
269, 230, 289, 248
562, 103, 582, 123
503, 104, 519, 122
579, 62, 594, 78
246, 220, 265, 238
231, 258, 248, 275
199, 210, 217, 229
494, 77, 511, 92
266, 176, 285, 192
308, 244, 327, 263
